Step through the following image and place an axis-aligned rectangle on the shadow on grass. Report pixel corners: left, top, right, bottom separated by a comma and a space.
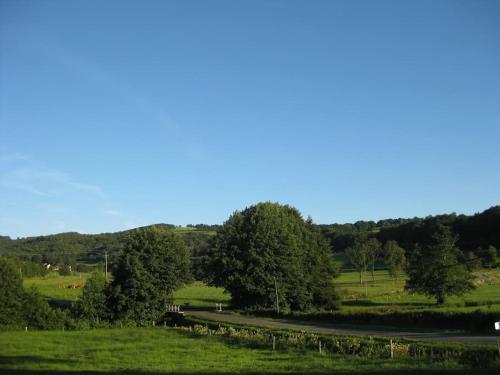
341, 300, 436, 308
177, 300, 230, 310
47, 299, 73, 309
0, 356, 78, 366
0, 369, 499, 375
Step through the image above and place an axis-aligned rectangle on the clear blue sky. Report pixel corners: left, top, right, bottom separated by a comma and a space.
1, 0, 499, 238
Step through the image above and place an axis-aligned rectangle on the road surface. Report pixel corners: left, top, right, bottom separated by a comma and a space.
187, 310, 497, 345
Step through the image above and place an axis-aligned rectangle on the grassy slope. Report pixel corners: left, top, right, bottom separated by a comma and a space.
0, 328, 485, 374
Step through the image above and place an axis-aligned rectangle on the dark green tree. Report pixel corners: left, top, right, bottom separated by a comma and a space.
405, 224, 474, 305
0, 256, 61, 329
74, 272, 107, 326
0, 257, 25, 328
205, 202, 339, 311
478, 246, 497, 268
106, 226, 191, 324
383, 240, 405, 281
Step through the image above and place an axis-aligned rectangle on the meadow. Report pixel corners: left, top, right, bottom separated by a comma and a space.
0, 327, 495, 374
23, 273, 88, 303
22, 267, 500, 314
335, 268, 500, 313
173, 281, 231, 309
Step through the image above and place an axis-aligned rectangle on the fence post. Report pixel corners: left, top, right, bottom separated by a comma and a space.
272, 335, 276, 351
390, 339, 394, 359
318, 340, 322, 354
25, 326, 28, 332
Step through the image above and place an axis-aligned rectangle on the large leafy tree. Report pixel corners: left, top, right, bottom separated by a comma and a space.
205, 202, 339, 311
106, 226, 191, 324
405, 224, 474, 304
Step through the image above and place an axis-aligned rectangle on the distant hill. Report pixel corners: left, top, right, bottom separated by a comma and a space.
1, 206, 498, 270
0, 224, 217, 273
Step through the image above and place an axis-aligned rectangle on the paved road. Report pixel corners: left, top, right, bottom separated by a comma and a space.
187, 310, 498, 345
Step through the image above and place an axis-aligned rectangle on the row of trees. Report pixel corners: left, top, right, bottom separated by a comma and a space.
346, 238, 405, 284
74, 203, 341, 326
2, 206, 498, 275
2, 202, 496, 329
344, 223, 491, 304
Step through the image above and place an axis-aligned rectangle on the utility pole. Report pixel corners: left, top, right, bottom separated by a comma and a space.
274, 278, 280, 315
105, 251, 108, 283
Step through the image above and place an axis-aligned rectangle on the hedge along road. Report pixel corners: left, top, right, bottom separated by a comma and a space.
187, 310, 498, 345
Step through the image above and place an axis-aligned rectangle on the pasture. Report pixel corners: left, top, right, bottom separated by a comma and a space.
173, 281, 231, 308
21, 267, 500, 314
0, 327, 493, 374
336, 268, 500, 313
23, 273, 89, 303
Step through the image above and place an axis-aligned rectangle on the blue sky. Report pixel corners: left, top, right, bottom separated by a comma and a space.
1, 0, 499, 238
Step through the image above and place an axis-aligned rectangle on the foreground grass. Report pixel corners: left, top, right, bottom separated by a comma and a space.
0, 328, 492, 374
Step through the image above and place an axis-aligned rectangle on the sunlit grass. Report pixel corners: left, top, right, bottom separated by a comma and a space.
21, 267, 500, 314
23, 273, 89, 302
174, 281, 230, 308
0, 328, 476, 374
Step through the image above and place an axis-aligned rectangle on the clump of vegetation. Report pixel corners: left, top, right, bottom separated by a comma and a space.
73, 226, 191, 326
0, 257, 68, 330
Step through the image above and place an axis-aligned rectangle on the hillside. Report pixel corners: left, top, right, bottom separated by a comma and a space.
1, 206, 498, 271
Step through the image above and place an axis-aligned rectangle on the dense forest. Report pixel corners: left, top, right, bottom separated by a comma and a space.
1, 206, 498, 275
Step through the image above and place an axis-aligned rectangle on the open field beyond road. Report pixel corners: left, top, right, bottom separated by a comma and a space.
22, 268, 500, 314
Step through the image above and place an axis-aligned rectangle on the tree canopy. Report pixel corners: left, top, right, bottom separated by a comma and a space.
405, 224, 474, 304
106, 226, 191, 324
205, 202, 339, 311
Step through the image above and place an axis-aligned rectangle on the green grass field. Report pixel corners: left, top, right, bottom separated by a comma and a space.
23, 273, 89, 302
0, 327, 490, 374
173, 281, 231, 308
335, 268, 500, 312
22, 267, 500, 314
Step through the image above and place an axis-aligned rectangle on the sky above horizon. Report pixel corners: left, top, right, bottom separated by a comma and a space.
1, 0, 499, 238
